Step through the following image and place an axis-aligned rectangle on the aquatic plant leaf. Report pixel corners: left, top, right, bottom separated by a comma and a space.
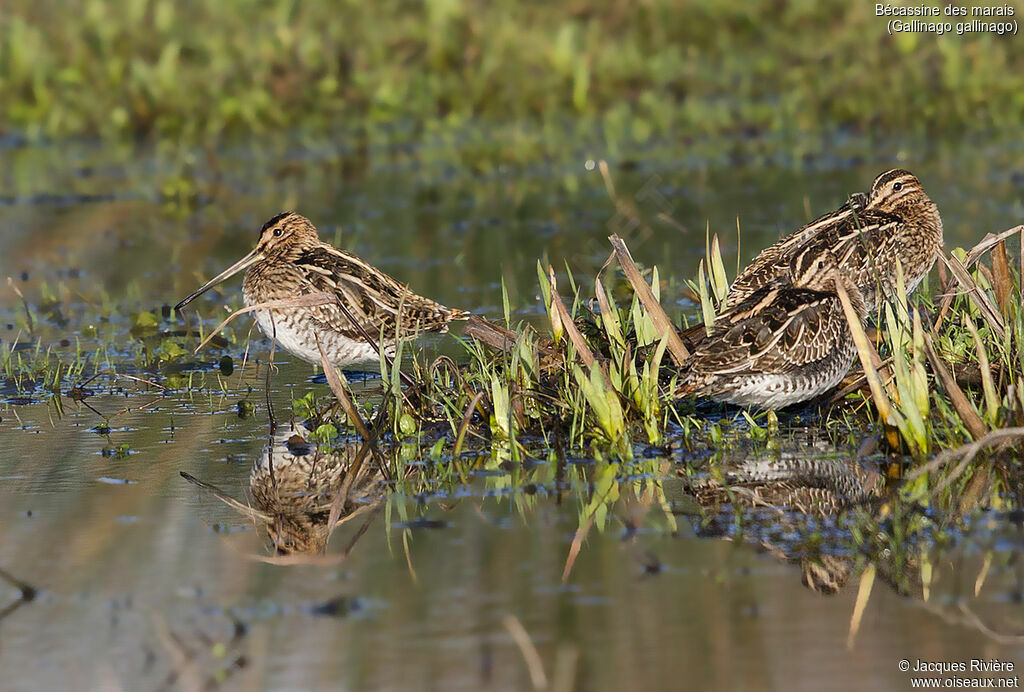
709, 232, 729, 304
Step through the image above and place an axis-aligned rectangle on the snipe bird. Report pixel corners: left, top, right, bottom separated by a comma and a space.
727, 169, 943, 312
677, 246, 867, 409
175, 213, 469, 367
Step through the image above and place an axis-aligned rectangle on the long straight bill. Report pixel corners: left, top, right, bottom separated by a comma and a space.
174, 248, 264, 311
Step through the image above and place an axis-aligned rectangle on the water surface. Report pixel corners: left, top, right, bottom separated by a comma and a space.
2, 130, 1023, 689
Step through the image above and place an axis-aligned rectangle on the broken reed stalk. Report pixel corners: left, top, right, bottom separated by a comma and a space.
847, 563, 876, 650
462, 315, 516, 352
546, 266, 601, 372
607, 234, 690, 364
920, 331, 988, 440
931, 227, 1023, 334
502, 614, 549, 691
936, 252, 1006, 340
317, 337, 374, 443
835, 277, 895, 421
903, 427, 1024, 486
962, 225, 1024, 267
453, 391, 485, 457
991, 239, 1012, 315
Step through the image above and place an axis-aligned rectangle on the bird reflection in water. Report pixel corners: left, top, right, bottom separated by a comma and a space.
683, 452, 886, 594
183, 429, 385, 556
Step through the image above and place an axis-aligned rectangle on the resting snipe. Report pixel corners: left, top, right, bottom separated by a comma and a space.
175, 212, 468, 367
728, 169, 943, 311
677, 246, 867, 409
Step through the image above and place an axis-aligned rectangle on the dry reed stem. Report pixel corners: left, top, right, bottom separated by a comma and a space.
991, 240, 1012, 315
607, 234, 690, 364
903, 427, 1024, 489
847, 563, 876, 650
936, 253, 1006, 340
546, 266, 601, 374
920, 331, 988, 440
463, 315, 519, 353
933, 226, 1023, 334
317, 337, 373, 442
454, 391, 485, 457
179, 471, 272, 521
835, 277, 894, 421
963, 225, 1024, 267
502, 614, 549, 690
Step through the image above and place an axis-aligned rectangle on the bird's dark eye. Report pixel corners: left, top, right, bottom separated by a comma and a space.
892, 182, 903, 192
273, 228, 283, 237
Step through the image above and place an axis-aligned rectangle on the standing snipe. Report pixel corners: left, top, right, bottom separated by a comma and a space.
175, 212, 468, 367
677, 246, 867, 409
728, 169, 943, 311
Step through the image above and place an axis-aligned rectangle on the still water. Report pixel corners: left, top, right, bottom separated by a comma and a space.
1, 129, 1023, 689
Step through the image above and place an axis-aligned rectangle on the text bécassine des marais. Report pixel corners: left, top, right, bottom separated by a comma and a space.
876, 3, 1014, 15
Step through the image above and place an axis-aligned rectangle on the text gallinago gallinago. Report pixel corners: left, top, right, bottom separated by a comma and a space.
175, 212, 469, 367
728, 169, 943, 312
677, 246, 867, 409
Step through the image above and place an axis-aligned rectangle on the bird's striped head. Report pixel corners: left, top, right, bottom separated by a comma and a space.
789, 245, 840, 291
256, 212, 321, 259
173, 212, 323, 311
865, 169, 930, 214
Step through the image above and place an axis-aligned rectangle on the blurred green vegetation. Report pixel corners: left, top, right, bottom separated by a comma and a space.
2, 0, 1022, 143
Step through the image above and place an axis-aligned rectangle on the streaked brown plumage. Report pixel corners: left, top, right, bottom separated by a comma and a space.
181, 431, 384, 555
677, 247, 867, 408
175, 212, 468, 367
727, 169, 943, 312
684, 450, 885, 594
686, 454, 883, 516
249, 432, 382, 555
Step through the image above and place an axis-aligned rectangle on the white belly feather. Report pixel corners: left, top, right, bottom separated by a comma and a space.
251, 308, 389, 368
